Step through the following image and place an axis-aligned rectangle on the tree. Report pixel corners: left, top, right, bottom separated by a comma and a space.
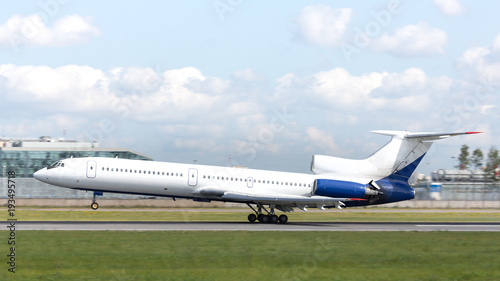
486, 146, 500, 180
470, 148, 484, 169
457, 144, 470, 170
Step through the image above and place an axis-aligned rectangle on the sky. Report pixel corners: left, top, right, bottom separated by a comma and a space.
0, 0, 499, 175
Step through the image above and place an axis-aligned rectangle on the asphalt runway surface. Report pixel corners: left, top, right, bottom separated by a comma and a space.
4, 221, 500, 231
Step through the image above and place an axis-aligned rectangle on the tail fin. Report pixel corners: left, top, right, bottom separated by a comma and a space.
311, 130, 481, 181
368, 130, 481, 180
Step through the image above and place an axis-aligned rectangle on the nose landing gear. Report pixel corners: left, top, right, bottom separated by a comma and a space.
90, 191, 103, 210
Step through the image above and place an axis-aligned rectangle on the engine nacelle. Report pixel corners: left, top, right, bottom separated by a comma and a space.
312, 179, 379, 199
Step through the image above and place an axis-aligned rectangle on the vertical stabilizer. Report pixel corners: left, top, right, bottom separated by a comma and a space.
368, 131, 481, 180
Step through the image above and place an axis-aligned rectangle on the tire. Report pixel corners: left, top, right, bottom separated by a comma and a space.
278, 214, 288, 224
258, 214, 269, 223
91, 202, 99, 210
248, 213, 257, 223
270, 215, 279, 224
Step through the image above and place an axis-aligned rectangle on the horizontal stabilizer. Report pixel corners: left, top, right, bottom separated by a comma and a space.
371, 130, 482, 141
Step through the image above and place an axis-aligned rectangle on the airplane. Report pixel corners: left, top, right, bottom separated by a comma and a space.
33, 130, 480, 224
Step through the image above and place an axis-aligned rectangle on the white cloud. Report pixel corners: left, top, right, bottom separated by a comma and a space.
0, 14, 100, 48
480, 105, 496, 114
371, 22, 448, 57
306, 127, 338, 153
309, 68, 386, 107
0, 64, 111, 110
456, 34, 500, 83
434, 0, 465, 16
295, 5, 352, 47
273, 66, 464, 135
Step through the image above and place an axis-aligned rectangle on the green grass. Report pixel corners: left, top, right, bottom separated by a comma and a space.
2, 231, 500, 280
9, 209, 500, 222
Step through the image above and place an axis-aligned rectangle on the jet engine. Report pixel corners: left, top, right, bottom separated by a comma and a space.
312, 179, 381, 199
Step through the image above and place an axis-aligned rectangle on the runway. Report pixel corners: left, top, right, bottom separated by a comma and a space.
5, 221, 500, 231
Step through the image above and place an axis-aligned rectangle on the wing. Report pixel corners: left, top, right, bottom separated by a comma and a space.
193, 187, 346, 212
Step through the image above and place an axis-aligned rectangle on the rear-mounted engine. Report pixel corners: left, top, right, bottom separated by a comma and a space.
312, 179, 381, 199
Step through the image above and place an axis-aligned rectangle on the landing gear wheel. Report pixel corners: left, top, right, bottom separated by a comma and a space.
248, 213, 257, 223
278, 214, 288, 224
258, 214, 270, 223
257, 214, 264, 222
90, 202, 99, 210
270, 214, 279, 224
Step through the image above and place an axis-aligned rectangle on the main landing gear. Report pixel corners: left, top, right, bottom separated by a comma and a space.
246, 203, 288, 224
90, 191, 103, 210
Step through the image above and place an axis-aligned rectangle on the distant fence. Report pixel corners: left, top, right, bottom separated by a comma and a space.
413, 182, 500, 201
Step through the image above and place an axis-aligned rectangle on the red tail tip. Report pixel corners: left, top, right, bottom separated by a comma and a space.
466, 132, 482, 134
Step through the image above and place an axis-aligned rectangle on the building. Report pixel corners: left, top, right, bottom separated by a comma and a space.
0, 136, 152, 178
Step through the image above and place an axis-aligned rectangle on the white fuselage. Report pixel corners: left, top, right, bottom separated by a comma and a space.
34, 157, 321, 201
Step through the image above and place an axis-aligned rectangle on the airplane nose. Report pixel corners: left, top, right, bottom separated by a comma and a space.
33, 168, 49, 183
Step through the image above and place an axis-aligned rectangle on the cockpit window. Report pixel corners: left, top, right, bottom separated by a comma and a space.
47, 161, 64, 169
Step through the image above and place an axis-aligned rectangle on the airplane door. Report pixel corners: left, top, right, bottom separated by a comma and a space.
247, 177, 253, 188
188, 168, 198, 187
86, 160, 97, 178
